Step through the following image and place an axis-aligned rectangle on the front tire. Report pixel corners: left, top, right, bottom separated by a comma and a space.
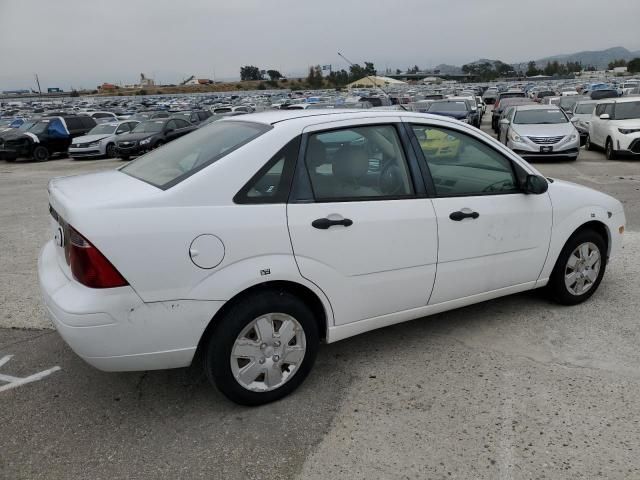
32, 145, 50, 162
204, 290, 319, 406
585, 135, 593, 151
548, 229, 607, 305
105, 143, 117, 158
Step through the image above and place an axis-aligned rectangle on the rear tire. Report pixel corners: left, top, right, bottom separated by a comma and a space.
547, 229, 607, 305
204, 290, 319, 406
32, 145, 49, 162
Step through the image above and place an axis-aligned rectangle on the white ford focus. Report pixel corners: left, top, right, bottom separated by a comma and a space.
39, 110, 625, 405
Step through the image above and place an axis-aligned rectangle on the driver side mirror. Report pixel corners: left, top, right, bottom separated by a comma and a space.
570, 117, 579, 123
165, 128, 174, 134
523, 174, 548, 195
499, 118, 510, 125
599, 113, 610, 120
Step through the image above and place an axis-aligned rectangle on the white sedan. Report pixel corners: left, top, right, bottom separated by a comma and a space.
39, 110, 626, 405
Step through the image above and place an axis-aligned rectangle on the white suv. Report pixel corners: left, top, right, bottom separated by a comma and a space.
38, 110, 626, 405
586, 97, 640, 159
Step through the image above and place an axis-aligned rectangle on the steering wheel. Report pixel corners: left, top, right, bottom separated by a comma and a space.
379, 163, 404, 195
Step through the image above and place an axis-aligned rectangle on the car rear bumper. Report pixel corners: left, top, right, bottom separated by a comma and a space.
38, 240, 223, 371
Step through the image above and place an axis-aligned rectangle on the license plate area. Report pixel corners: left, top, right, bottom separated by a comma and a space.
540, 146, 553, 153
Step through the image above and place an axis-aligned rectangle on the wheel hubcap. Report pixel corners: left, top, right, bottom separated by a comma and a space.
230, 313, 306, 392
564, 242, 601, 296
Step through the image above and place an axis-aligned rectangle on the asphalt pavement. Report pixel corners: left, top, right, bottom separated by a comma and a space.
1, 110, 640, 479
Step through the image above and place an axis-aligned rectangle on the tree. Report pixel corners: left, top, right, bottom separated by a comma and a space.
364, 61, 376, 76
566, 61, 582, 73
306, 65, 324, 88
266, 69, 282, 81
395, 68, 401, 75
327, 69, 349, 87
628, 58, 640, 73
240, 65, 262, 81
608, 59, 627, 70
526, 61, 541, 77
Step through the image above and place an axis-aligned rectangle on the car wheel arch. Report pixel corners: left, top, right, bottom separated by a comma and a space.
193, 280, 330, 363
557, 220, 611, 267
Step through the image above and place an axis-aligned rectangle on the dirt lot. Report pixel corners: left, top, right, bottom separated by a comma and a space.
1, 112, 640, 479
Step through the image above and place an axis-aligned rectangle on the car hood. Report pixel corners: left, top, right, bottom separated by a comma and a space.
512, 123, 576, 137
116, 132, 157, 142
428, 111, 468, 120
0, 131, 37, 143
71, 134, 112, 145
548, 179, 624, 215
611, 119, 640, 128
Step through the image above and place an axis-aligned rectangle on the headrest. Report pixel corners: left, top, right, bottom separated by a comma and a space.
333, 146, 369, 182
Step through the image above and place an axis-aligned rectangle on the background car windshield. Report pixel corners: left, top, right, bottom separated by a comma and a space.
615, 102, 640, 120
121, 120, 271, 188
88, 124, 116, 135
132, 121, 165, 133
514, 110, 567, 124
428, 101, 467, 112
575, 103, 595, 114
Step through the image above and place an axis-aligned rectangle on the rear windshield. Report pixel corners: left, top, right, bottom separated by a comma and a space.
574, 103, 595, 114
120, 120, 271, 189
428, 101, 468, 112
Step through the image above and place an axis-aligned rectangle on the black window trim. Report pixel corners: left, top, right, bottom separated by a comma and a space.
406, 122, 526, 198
289, 122, 426, 204
233, 136, 300, 204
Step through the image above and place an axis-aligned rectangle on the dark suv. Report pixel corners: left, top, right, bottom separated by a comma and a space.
0, 115, 96, 161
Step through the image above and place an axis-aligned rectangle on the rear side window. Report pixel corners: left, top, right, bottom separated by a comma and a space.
234, 136, 300, 204
121, 120, 272, 189
304, 125, 414, 201
64, 117, 83, 130
81, 117, 96, 129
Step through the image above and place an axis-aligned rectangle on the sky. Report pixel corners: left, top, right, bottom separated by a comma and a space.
1, 0, 639, 90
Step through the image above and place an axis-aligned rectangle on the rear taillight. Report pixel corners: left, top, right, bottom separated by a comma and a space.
67, 226, 128, 288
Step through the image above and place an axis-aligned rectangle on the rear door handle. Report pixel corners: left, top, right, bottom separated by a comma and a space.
312, 217, 353, 229
449, 210, 480, 221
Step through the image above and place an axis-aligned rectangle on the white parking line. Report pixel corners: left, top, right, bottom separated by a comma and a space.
0, 355, 61, 392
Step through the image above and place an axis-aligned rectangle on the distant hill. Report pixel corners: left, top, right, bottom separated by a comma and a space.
514, 47, 640, 71
431, 64, 463, 75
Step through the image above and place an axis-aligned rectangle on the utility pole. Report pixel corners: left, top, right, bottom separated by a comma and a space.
34, 73, 42, 100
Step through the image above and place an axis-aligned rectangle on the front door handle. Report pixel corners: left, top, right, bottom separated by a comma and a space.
449, 210, 480, 221
312, 217, 353, 229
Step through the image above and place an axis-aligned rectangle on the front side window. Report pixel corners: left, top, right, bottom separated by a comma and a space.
304, 125, 413, 201
411, 124, 519, 196
121, 120, 271, 189
614, 101, 640, 120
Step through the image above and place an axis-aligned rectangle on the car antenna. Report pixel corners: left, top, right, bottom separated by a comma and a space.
337, 51, 408, 111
